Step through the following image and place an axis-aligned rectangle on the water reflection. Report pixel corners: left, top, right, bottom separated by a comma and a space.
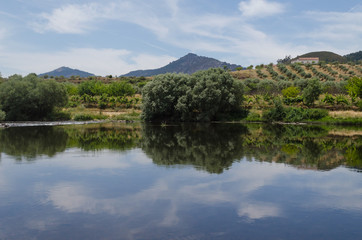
0, 127, 68, 160
141, 123, 248, 173
0, 123, 361, 171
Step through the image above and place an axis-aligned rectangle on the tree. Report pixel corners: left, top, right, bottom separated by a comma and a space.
302, 78, 322, 107
277, 55, 291, 64
346, 77, 362, 101
141, 68, 245, 121
0, 74, 68, 121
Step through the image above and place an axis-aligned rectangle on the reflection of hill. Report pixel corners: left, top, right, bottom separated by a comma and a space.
0, 127, 68, 160
141, 124, 248, 173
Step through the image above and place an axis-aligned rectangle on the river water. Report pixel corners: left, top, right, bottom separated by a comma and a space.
0, 123, 361, 239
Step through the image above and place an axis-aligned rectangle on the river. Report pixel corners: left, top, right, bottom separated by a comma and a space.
0, 122, 361, 239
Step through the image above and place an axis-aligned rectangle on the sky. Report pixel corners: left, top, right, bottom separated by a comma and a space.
0, 0, 361, 77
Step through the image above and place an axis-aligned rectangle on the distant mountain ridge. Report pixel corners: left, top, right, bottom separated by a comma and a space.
39, 67, 94, 78
122, 53, 242, 77
344, 51, 362, 62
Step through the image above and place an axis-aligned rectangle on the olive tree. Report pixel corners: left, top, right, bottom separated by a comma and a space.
302, 78, 322, 107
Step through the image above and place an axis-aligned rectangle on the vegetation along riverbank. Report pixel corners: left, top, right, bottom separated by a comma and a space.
1, 60, 362, 125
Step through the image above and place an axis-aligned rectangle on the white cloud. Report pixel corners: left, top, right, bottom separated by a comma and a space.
239, 0, 285, 18
33, 3, 99, 34
300, 11, 362, 53
238, 203, 281, 219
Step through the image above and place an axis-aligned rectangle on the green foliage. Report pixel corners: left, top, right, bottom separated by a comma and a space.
303, 108, 328, 120
335, 95, 349, 105
0, 74, 68, 121
262, 98, 328, 122
78, 80, 106, 96
107, 81, 135, 97
282, 86, 303, 105
73, 114, 95, 121
63, 82, 78, 95
346, 77, 362, 100
142, 69, 245, 121
302, 78, 322, 107
262, 98, 286, 121
282, 86, 300, 98
322, 94, 335, 105
0, 109, 5, 121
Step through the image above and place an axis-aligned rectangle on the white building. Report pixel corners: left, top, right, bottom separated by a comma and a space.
291, 57, 319, 64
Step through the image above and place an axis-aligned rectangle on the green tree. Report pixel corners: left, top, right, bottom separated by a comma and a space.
0, 74, 68, 121
346, 77, 362, 101
142, 69, 245, 121
302, 78, 322, 107
78, 80, 106, 96
107, 81, 135, 97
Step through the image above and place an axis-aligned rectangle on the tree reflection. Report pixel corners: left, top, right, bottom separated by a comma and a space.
65, 124, 141, 151
0, 123, 361, 171
141, 123, 248, 173
0, 127, 68, 160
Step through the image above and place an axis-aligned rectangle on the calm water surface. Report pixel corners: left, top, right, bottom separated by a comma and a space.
0, 123, 361, 240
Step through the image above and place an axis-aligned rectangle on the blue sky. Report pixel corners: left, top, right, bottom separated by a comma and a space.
0, 0, 361, 77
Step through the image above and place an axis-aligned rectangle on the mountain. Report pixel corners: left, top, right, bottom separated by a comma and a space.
293, 51, 346, 63
122, 53, 242, 77
39, 67, 95, 78
344, 51, 362, 62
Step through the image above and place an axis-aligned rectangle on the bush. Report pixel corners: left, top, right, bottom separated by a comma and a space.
282, 86, 300, 98
73, 114, 94, 121
304, 108, 328, 120
262, 98, 286, 121
284, 107, 305, 122
0, 74, 68, 121
142, 68, 245, 121
322, 94, 335, 105
335, 95, 349, 105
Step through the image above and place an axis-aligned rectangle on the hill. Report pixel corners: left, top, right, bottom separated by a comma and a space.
294, 51, 346, 63
39, 67, 95, 78
344, 51, 362, 62
122, 53, 242, 77
231, 62, 362, 82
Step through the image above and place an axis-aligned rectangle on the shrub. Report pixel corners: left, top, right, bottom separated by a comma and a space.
282, 86, 300, 98
335, 95, 349, 105
73, 114, 95, 121
0, 74, 68, 121
322, 94, 335, 105
304, 108, 328, 120
284, 107, 305, 122
262, 98, 286, 121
